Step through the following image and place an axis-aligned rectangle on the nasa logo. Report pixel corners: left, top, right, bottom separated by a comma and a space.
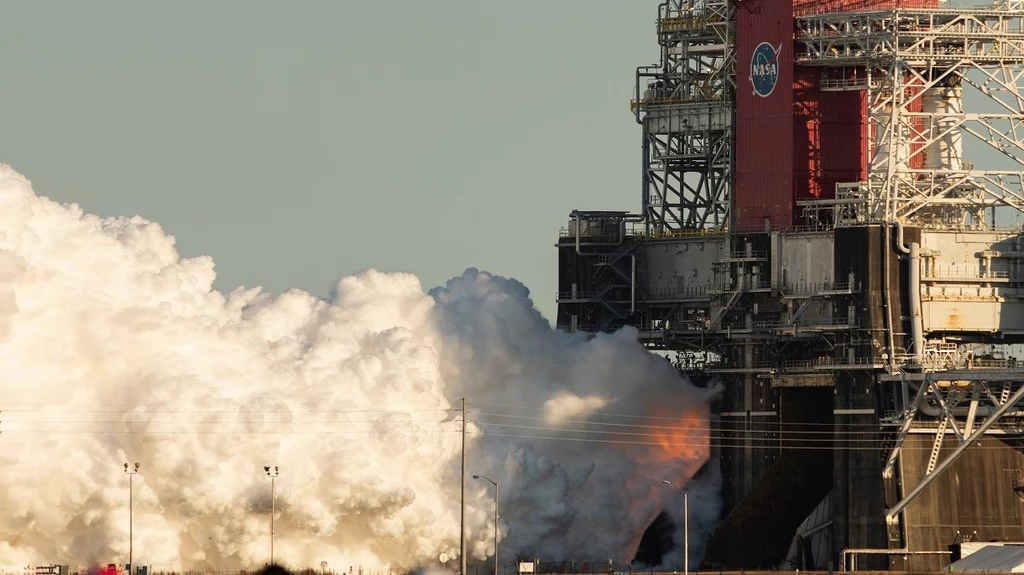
750, 42, 782, 97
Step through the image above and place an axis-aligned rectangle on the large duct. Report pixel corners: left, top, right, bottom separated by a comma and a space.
870, 105, 912, 175
922, 84, 964, 172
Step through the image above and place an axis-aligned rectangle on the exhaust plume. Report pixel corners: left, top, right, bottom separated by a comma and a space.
0, 163, 717, 571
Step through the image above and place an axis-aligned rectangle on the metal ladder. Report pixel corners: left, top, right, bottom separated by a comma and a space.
925, 417, 949, 476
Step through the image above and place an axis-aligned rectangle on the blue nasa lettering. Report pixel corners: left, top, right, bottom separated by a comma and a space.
750, 42, 782, 97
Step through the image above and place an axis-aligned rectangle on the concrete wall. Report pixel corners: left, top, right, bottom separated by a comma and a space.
895, 434, 1024, 571
833, 373, 888, 570
637, 237, 726, 298
778, 232, 836, 287
778, 232, 838, 324
920, 230, 1024, 335
920, 230, 1018, 277
835, 226, 907, 360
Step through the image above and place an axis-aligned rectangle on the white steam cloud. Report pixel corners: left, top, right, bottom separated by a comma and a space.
0, 164, 718, 571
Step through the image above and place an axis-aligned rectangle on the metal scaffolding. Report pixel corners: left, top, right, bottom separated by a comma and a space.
632, 0, 735, 233
795, 4, 1024, 227
558, 2, 1024, 569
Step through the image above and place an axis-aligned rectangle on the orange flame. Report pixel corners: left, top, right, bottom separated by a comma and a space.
620, 404, 712, 563
646, 405, 710, 464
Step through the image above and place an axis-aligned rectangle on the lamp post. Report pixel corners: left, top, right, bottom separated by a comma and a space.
264, 465, 280, 565
473, 475, 499, 575
123, 462, 140, 575
661, 480, 688, 575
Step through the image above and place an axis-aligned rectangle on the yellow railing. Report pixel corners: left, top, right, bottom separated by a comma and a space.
557, 228, 727, 242
647, 228, 728, 239
658, 16, 712, 32
630, 95, 725, 112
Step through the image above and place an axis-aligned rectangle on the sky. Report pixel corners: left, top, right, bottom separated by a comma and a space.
0, 1, 653, 322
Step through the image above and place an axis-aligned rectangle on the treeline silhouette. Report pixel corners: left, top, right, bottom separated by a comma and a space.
256, 566, 292, 575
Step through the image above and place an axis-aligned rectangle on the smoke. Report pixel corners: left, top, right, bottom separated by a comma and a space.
0, 163, 719, 571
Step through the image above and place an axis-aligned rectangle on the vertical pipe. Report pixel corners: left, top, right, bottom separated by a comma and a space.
575, 213, 582, 254
264, 465, 279, 565
460, 398, 467, 575
884, 224, 897, 369
631, 254, 637, 313
271, 475, 276, 566
129, 473, 133, 573
494, 484, 499, 575
642, 135, 651, 235
684, 492, 689, 575
124, 462, 139, 574
910, 242, 924, 361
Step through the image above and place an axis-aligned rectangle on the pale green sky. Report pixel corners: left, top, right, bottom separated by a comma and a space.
0, 1, 653, 322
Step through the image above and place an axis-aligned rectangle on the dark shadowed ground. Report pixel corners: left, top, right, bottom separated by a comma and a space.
256, 565, 292, 575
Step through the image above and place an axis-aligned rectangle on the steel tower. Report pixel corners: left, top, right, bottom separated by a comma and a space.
797, 1, 1024, 227
632, 0, 736, 233
556, 0, 1024, 570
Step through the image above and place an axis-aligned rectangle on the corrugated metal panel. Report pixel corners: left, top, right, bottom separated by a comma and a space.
793, 70, 817, 202
793, 69, 818, 201
793, 67, 866, 203
734, 0, 795, 231
898, 434, 1024, 571
738, 0, 931, 229
793, 0, 939, 16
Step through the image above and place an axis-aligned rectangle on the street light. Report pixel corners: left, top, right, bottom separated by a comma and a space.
473, 475, 499, 575
123, 462, 140, 575
661, 480, 688, 575
264, 465, 280, 565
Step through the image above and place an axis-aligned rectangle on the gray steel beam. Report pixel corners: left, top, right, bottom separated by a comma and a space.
879, 370, 1024, 382
882, 379, 929, 479
964, 386, 981, 438
886, 382, 1024, 521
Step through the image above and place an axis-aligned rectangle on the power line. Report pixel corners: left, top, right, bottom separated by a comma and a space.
0, 415, 944, 436
3, 401, 1019, 448
481, 432, 1019, 451
0, 407, 460, 414
1, 420, 1018, 450
0, 415, 887, 435
0, 428, 465, 435
1, 412, 1013, 437
471, 401, 712, 421
475, 411, 894, 435
0, 404, 928, 430
471, 401, 936, 429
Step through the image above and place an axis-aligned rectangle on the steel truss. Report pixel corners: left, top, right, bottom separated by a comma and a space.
880, 372, 1024, 529
795, 5, 1024, 227
631, 0, 735, 233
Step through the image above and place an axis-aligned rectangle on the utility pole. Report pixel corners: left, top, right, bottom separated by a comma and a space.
494, 483, 499, 575
473, 475, 499, 575
123, 462, 140, 575
661, 480, 689, 575
684, 492, 689, 575
264, 465, 280, 565
460, 398, 467, 575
